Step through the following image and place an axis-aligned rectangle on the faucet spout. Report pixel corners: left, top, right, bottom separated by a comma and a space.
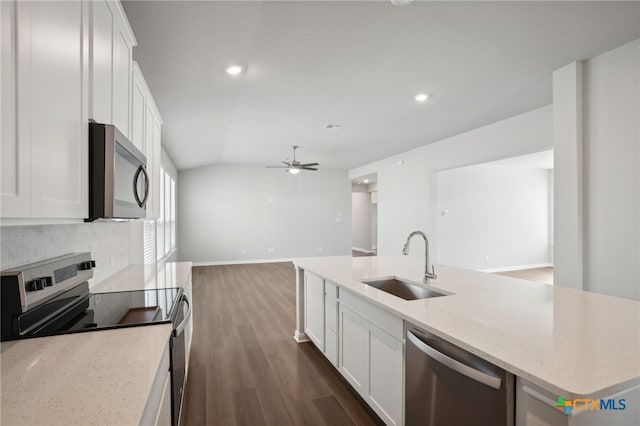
402, 231, 437, 284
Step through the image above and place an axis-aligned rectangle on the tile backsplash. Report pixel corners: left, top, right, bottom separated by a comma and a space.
1, 222, 140, 285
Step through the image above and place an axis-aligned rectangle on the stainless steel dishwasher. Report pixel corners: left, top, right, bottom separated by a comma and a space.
405, 324, 514, 426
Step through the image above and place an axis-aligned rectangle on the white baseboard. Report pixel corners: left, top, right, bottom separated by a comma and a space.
480, 263, 553, 273
352, 247, 376, 254
193, 257, 296, 266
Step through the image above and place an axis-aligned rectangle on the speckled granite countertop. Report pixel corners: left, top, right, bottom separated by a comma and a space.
0, 324, 172, 426
294, 256, 640, 399
0, 262, 192, 425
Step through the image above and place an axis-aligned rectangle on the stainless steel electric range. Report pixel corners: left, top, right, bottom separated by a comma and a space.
1, 253, 190, 426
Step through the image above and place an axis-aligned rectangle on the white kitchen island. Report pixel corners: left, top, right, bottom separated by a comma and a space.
293, 255, 640, 426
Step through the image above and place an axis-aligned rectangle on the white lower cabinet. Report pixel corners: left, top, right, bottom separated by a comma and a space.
339, 304, 370, 395
153, 372, 172, 426
369, 323, 404, 425
303, 272, 404, 426
516, 378, 640, 426
140, 340, 171, 426
304, 272, 325, 350
184, 271, 194, 374
339, 302, 404, 426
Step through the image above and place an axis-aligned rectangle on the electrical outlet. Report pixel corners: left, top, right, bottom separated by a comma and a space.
484, 255, 489, 262
268, 248, 274, 254
318, 246, 323, 252
532, 250, 536, 257
241, 249, 246, 255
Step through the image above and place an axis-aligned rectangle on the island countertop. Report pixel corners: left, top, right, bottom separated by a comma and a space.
293, 255, 640, 399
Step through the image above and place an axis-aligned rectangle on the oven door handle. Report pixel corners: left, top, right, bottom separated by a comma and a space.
174, 294, 191, 336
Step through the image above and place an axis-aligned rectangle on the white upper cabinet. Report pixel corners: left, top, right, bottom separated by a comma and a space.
89, 0, 114, 125
145, 95, 163, 219
131, 61, 162, 219
1, 0, 150, 221
131, 62, 147, 152
111, 4, 135, 138
2, 0, 88, 218
1, 1, 30, 218
89, 0, 135, 136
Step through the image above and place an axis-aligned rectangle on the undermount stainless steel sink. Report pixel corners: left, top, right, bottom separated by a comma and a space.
360, 277, 448, 301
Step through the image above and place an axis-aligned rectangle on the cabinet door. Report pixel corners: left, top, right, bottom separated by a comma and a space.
89, 0, 114, 124
145, 100, 162, 219
154, 371, 172, 426
1, 0, 31, 217
339, 304, 369, 396
369, 324, 404, 426
130, 63, 146, 152
21, 0, 88, 218
112, 15, 132, 138
304, 272, 325, 350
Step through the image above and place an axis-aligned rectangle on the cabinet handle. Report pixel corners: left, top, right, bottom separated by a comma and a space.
407, 330, 502, 390
133, 164, 150, 208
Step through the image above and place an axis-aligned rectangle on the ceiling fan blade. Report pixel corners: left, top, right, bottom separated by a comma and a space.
281, 161, 291, 166
266, 166, 289, 168
300, 163, 319, 167
301, 167, 318, 171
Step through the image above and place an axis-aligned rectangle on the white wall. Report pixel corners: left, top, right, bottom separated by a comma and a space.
437, 165, 551, 271
579, 40, 638, 300
178, 165, 351, 263
0, 221, 141, 286
351, 185, 372, 251
349, 105, 553, 262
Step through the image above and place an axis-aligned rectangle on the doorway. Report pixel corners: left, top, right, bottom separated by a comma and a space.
351, 173, 378, 257
436, 150, 554, 283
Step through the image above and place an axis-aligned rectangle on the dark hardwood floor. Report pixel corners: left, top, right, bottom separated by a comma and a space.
181, 262, 378, 426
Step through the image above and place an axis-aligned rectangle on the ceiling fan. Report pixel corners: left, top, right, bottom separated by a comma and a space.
266, 145, 319, 174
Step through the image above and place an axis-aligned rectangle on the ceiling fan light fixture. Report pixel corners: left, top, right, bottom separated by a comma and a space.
288, 167, 301, 175
225, 65, 244, 76
415, 93, 429, 102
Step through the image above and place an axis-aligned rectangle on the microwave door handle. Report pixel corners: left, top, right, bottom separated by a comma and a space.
133, 165, 150, 208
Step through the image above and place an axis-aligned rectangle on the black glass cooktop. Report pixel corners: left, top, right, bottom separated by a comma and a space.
20, 286, 182, 338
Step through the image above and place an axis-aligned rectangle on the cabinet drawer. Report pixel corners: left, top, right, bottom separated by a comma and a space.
325, 327, 338, 367
325, 280, 339, 299
340, 290, 403, 340
325, 296, 338, 332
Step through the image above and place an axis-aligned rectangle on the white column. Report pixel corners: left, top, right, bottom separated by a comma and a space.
553, 61, 584, 289
293, 265, 309, 342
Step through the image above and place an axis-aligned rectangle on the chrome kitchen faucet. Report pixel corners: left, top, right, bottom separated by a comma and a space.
402, 231, 437, 284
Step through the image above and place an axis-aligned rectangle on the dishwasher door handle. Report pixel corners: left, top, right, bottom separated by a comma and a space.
407, 330, 502, 390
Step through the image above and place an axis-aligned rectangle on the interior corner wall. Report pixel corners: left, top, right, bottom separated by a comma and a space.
351, 190, 372, 251
437, 165, 551, 271
177, 165, 352, 263
349, 105, 553, 263
581, 39, 639, 300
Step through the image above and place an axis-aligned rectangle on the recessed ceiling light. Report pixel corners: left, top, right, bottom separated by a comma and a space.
414, 93, 429, 102
325, 124, 342, 129
225, 65, 244, 76
364, 179, 369, 183
390, 0, 414, 6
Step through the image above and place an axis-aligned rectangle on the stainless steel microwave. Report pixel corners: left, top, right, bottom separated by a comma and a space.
87, 121, 148, 221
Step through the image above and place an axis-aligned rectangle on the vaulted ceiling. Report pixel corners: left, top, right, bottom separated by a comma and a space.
123, 1, 639, 171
